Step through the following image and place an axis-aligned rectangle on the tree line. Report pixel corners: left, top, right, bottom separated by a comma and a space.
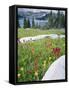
47, 10, 65, 29
18, 10, 65, 29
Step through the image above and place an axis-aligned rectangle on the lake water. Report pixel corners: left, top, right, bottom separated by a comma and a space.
18, 18, 48, 28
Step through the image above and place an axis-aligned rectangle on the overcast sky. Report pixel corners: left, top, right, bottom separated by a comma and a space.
18, 8, 65, 14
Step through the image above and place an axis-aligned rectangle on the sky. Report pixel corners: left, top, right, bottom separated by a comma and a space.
18, 8, 65, 14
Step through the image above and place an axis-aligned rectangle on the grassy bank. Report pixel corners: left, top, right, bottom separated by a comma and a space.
18, 28, 65, 38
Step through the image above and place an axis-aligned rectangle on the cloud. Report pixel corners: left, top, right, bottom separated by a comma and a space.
18, 8, 65, 15
18, 8, 51, 13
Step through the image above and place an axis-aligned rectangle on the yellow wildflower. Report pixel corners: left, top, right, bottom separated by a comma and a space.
44, 60, 46, 64
34, 71, 38, 76
20, 67, 24, 71
17, 73, 21, 78
43, 63, 46, 68
43, 60, 46, 68
49, 57, 52, 60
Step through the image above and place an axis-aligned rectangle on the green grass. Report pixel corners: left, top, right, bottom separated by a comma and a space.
17, 28, 65, 82
18, 28, 65, 38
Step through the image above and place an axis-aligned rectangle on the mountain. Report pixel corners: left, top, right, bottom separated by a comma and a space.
18, 10, 49, 20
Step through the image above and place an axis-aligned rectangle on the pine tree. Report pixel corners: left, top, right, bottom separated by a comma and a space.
18, 20, 20, 28
48, 10, 53, 29
60, 13, 65, 28
57, 11, 61, 28
24, 17, 27, 28
32, 17, 35, 28
27, 18, 30, 28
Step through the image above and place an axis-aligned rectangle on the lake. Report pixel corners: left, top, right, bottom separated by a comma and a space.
18, 17, 48, 28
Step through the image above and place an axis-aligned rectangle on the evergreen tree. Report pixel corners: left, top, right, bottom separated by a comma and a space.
27, 18, 30, 28
57, 10, 61, 28
24, 17, 27, 28
48, 10, 53, 29
32, 17, 35, 28
59, 12, 65, 28
60, 13, 65, 28
47, 10, 65, 29
18, 20, 20, 28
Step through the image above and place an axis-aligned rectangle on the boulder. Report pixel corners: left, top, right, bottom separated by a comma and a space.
42, 55, 65, 80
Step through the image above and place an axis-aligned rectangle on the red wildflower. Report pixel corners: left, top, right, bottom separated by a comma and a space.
52, 47, 61, 58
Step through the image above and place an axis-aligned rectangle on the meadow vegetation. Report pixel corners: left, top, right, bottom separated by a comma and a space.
17, 28, 65, 82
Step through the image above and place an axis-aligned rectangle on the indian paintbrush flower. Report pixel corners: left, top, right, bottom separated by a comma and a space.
52, 47, 61, 58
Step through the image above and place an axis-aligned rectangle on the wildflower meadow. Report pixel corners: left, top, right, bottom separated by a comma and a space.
17, 28, 65, 82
